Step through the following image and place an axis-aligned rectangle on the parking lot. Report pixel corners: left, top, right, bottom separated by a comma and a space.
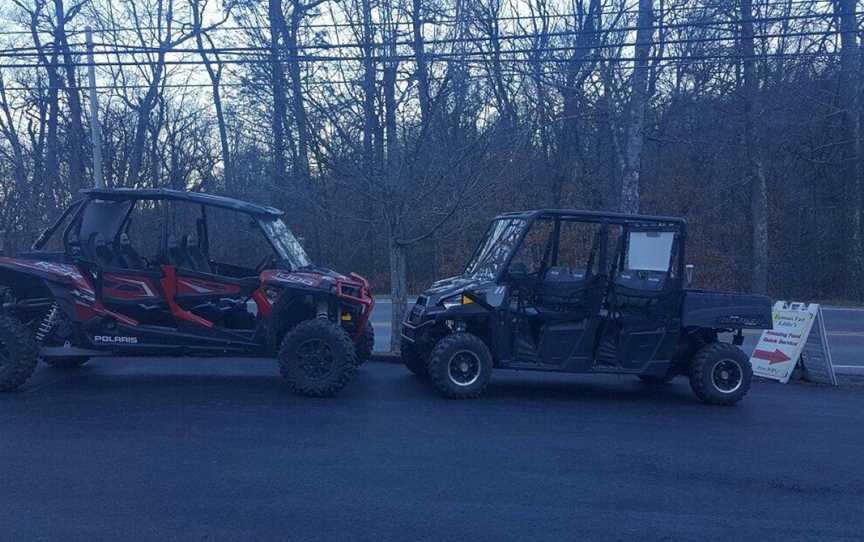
2, 355, 863, 541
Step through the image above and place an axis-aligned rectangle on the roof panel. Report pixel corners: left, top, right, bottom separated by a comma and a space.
494, 209, 686, 226
81, 188, 283, 217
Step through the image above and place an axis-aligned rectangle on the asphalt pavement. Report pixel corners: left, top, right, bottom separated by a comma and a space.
1, 359, 862, 541
371, 299, 864, 369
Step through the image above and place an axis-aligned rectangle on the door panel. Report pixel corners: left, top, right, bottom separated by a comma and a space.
101, 269, 172, 327
172, 266, 259, 330
508, 218, 607, 369
103, 271, 164, 302
603, 226, 682, 368
539, 319, 600, 368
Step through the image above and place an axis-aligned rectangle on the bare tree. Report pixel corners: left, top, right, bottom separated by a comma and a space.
836, 0, 863, 298
268, 0, 289, 186
620, 0, 655, 214
192, 0, 233, 189
740, 0, 769, 294
53, 0, 86, 190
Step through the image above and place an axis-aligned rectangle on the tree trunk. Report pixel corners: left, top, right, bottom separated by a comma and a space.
45, 61, 61, 197
411, 0, 431, 125
127, 74, 162, 185
0, 74, 27, 190
54, 0, 85, 191
360, 0, 379, 176
269, 0, 288, 186
740, 0, 769, 295
388, 227, 408, 352
212, 83, 231, 188
286, 8, 311, 183
27, 9, 61, 200
837, 0, 864, 299
485, 13, 516, 129
192, 3, 232, 190
620, 0, 654, 215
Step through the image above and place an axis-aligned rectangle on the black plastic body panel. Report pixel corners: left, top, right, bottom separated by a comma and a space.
681, 290, 772, 329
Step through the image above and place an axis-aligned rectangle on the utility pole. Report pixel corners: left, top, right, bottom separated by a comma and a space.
86, 26, 104, 189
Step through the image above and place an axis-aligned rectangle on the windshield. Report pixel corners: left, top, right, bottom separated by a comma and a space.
626, 230, 675, 271
464, 218, 528, 280
259, 218, 311, 270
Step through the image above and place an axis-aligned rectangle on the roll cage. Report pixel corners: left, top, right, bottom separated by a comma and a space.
465, 209, 688, 284
31, 189, 309, 272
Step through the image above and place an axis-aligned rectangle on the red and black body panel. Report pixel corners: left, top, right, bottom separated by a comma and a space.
1, 188, 375, 361
1, 255, 373, 359
257, 268, 375, 340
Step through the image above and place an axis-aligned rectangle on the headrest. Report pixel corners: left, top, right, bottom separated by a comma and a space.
545, 267, 573, 281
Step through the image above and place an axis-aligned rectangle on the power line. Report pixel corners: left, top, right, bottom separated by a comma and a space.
0, 26, 838, 63
0, 48, 841, 94
0, 49, 842, 74
0, 3, 842, 38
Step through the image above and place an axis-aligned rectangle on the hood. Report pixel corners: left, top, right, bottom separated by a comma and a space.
0, 256, 93, 292
260, 266, 356, 290
422, 274, 495, 306
427, 275, 477, 297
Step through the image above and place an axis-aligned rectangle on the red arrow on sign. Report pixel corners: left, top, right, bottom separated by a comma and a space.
753, 348, 792, 365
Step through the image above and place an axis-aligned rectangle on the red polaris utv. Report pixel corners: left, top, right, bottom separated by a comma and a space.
0, 188, 375, 397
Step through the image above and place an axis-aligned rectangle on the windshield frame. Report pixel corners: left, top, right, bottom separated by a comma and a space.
463, 217, 530, 281
258, 217, 311, 271
31, 200, 85, 252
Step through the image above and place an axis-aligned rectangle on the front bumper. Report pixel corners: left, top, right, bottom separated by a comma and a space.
336, 273, 375, 340
401, 295, 442, 344
401, 319, 435, 344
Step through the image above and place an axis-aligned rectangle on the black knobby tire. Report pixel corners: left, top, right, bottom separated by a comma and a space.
354, 321, 375, 367
0, 314, 39, 392
401, 340, 429, 378
427, 333, 493, 399
688, 342, 753, 405
279, 319, 357, 397
43, 357, 90, 370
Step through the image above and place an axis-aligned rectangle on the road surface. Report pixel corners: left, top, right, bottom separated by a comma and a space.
1, 359, 862, 541
371, 299, 864, 368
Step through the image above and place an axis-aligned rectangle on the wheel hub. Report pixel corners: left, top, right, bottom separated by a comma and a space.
448, 350, 481, 387
712, 359, 743, 394
296, 339, 335, 380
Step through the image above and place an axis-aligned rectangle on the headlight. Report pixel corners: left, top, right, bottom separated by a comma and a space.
441, 294, 474, 309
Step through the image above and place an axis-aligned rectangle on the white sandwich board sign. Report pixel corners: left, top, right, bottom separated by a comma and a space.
749, 301, 837, 385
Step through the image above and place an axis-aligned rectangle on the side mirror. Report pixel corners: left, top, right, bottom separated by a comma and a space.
508, 262, 528, 281
685, 264, 695, 287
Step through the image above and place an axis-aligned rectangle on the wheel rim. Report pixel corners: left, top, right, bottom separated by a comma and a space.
295, 338, 335, 380
448, 350, 481, 387
711, 358, 743, 394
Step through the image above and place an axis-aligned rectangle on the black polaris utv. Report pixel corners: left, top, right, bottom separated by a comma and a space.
0, 188, 375, 397
401, 210, 771, 405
